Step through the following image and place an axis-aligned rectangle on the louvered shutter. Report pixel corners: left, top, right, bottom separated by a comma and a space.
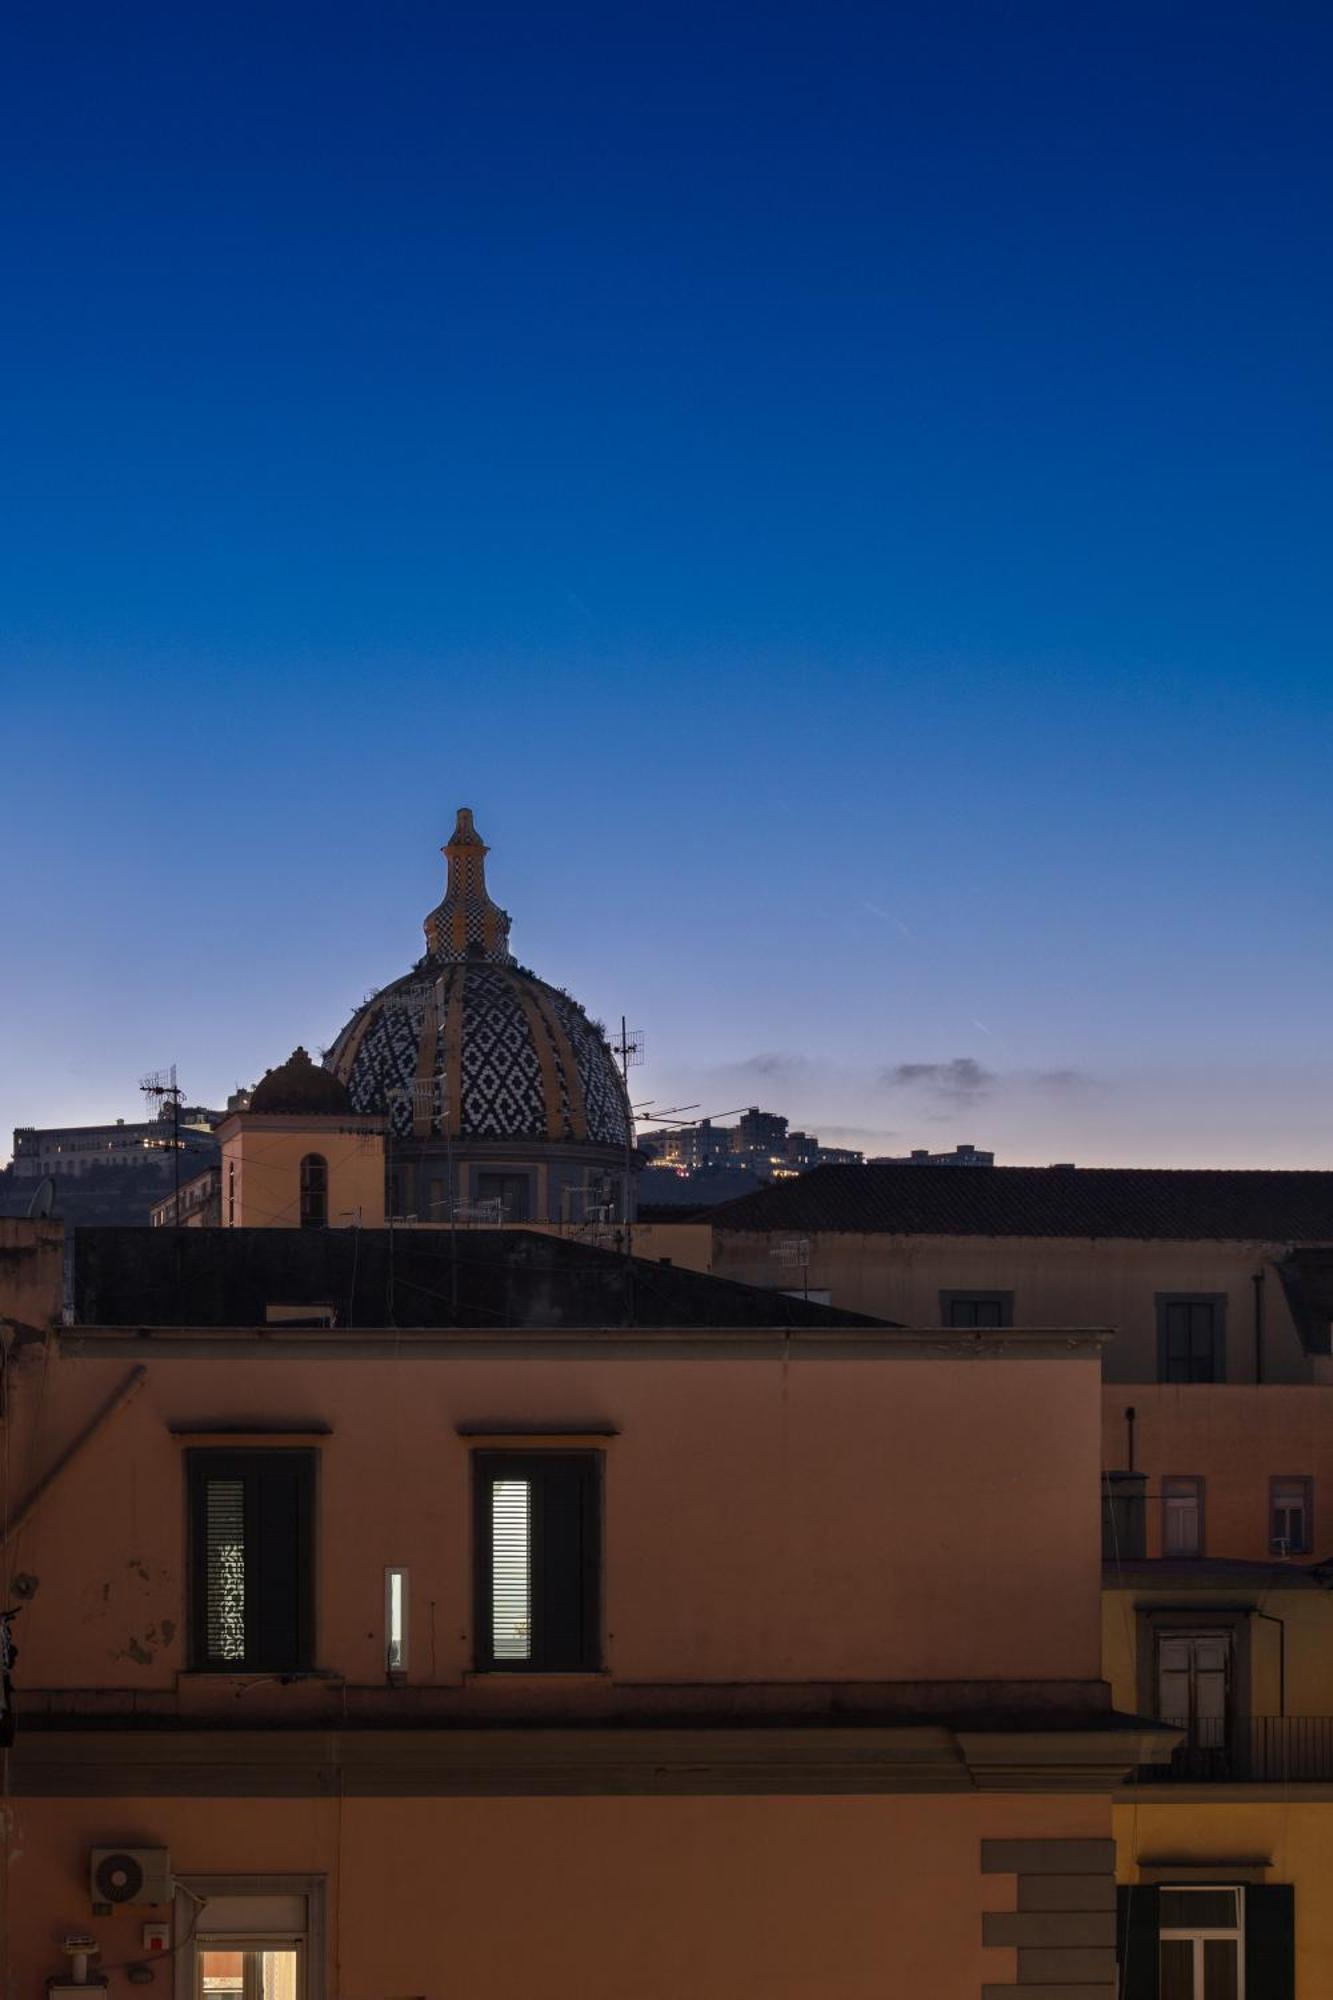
1116, 1885, 1159, 1999
475, 1453, 601, 1670
1245, 1885, 1295, 1999
190, 1451, 314, 1671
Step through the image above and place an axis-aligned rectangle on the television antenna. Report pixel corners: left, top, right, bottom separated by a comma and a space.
140, 1065, 183, 1225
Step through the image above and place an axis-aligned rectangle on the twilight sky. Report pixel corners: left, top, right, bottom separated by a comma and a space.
2, 2, 1331, 1168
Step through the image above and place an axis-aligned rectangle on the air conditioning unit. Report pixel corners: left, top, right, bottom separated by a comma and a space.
90, 1847, 172, 1909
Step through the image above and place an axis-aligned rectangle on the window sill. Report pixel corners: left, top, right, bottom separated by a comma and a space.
464, 1670, 610, 1684
179, 1667, 343, 1682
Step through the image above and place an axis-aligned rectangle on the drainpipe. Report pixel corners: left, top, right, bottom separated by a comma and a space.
1125, 1405, 1136, 1473
1252, 1269, 1266, 1384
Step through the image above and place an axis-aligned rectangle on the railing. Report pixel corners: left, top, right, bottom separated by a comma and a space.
1141, 1717, 1333, 1782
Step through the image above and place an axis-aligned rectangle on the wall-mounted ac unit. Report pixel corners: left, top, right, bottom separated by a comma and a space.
90, 1847, 173, 1908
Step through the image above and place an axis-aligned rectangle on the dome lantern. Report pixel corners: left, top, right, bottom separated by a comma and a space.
424, 807, 513, 965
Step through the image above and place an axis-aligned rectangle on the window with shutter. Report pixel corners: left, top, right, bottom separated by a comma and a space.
473, 1452, 601, 1671
1117, 1882, 1293, 2000
188, 1451, 315, 1671
1117, 1884, 1160, 1999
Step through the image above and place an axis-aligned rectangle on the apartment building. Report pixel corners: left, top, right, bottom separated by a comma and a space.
1, 1219, 1167, 1998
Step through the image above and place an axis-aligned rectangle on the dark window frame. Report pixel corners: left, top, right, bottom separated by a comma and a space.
472, 1450, 602, 1673
299, 1153, 328, 1230
187, 1448, 315, 1672
1161, 1473, 1206, 1558
474, 1169, 533, 1223
1156, 1292, 1227, 1383
939, 1290, 1014, 1329
1270, 1475, 1314, 1556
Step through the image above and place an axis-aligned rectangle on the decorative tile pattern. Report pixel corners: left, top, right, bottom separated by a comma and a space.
332, 963, 631, 1149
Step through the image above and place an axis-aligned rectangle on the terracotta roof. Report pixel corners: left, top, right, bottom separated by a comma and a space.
709, 1163, 1333, 1242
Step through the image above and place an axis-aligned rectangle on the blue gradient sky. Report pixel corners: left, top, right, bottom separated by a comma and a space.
3, 3, 1331, 1167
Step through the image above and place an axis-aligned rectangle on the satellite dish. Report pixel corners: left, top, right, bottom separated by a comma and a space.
26, 1177, 55, 1219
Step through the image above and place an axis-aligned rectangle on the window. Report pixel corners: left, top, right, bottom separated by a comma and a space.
1162, 1476, 1205, 1557
1157, 1295, 1226, 1383
1270, 1477, 1312, 1556
1119, 1883, 1293, 2000
1157, 1628, 1231, 1758
473, 1452, 600, 1671
197, 1946, 301, 1999
940, 1290, 1013, 1329
298, 1154, 327, 1230
1159, 1886, 1243, 1999
385, 1566, 409, 1677
178, 1879, 321, 2000
475, 1171, 531, 1222
188, 1451, 314, 1671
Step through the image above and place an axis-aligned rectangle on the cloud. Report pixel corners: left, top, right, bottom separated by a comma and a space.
728, 1052, 810, 1081
881, 1057, 995, 1104
1029, 1067, 1098, 1094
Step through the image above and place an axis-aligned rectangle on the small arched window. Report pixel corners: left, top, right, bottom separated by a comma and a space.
299, 1153, 328, 1229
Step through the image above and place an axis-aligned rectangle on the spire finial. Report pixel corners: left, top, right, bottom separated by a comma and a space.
424, 807, 513, 963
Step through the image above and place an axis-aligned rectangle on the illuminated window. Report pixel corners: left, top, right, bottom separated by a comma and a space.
298, 1154, 328, 1229
473, 1452, 600, 1671
385, 1566, 409, 1676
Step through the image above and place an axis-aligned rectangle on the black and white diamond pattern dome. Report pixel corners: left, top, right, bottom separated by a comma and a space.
325, 961, 632, 1149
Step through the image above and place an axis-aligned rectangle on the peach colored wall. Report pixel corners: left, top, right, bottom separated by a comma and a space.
5, 1341, 1102, 1696
219, 1117, 386, 1230
711, 1230, 1303, 1381
1101, 1384, 1333, 1561
0, 1217, 63, 1330
6, 1791, 1108, 1997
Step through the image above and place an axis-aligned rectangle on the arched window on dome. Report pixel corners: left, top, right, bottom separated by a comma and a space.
299, 1153, 328, 1229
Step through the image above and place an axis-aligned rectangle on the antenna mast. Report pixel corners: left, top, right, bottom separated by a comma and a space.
139, 1065, 183, 1225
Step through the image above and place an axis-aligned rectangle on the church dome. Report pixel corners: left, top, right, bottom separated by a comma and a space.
324, 810, 632, 1151
251, 1046, 353, 1117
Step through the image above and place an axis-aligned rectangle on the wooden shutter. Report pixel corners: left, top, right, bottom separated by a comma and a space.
1245, 1885, 1294, 1999
536, 1455, 600, 1671
249, 1453, 313, 1670
1116, 1885, 1159, 1999
190, 1451, 313, 1671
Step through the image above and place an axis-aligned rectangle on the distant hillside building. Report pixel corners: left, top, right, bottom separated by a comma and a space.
11, 1104, 221, 1179
639, 1105, 863, 1184
870, 1143, 996, 1167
